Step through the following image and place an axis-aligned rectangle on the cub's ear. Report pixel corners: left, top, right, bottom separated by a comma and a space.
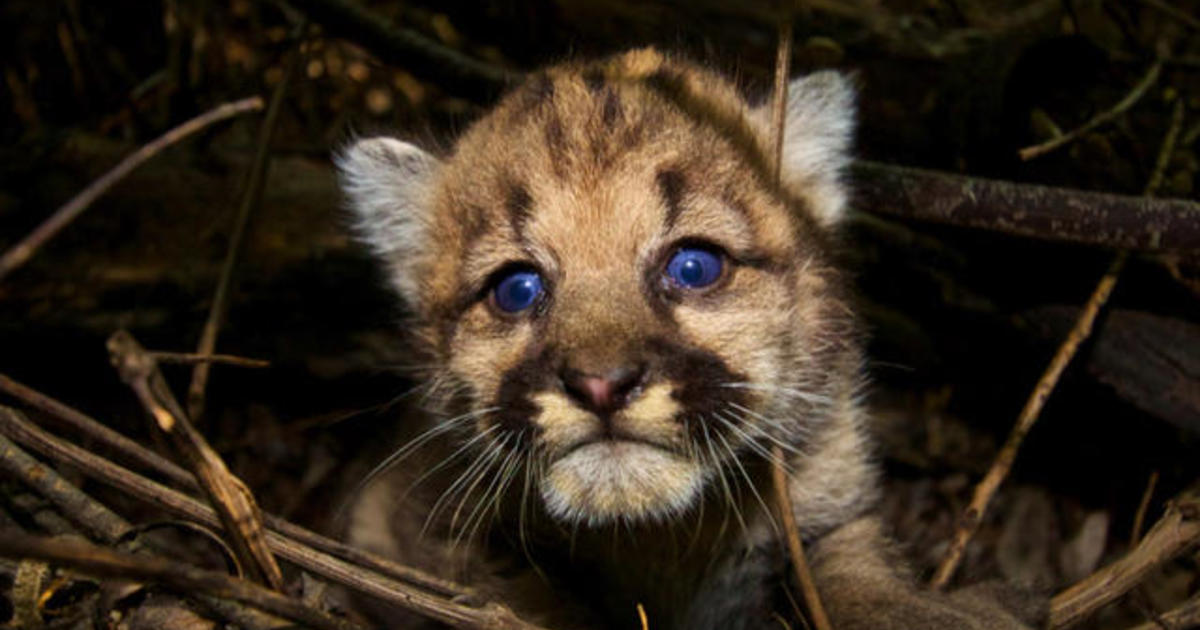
763, 71, 856, 229
336, 137, 440, 305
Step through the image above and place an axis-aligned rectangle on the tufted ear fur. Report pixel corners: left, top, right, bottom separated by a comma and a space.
759, 71, 856, 228
336, 137, 440, 305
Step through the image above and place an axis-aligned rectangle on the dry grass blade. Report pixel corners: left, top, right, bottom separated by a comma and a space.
108, 330, 285, 590
1049, 488, 1200, 629
767, 15, 832, 629
0, 531, 364, 630
772, 447, 832, 630
0, 96, 264, 283
929, 251, 1126, 589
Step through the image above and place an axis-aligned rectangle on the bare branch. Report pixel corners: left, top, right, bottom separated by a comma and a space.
851, 161, 1200, 252
0, 531, 364, 630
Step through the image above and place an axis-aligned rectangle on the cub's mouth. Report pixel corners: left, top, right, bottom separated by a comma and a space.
558, 433, 673, 458
540, 434, 705, 526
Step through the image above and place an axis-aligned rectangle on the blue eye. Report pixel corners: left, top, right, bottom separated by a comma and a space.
493, 270, 544, 313
665, 247, 723, 289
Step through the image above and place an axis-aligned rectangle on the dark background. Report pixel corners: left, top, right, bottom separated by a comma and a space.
0, 1, 1198, 627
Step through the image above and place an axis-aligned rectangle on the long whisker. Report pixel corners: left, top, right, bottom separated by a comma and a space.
726, 402, 810, 459
714, 427, 781, 539
719, 381, 833, 407
447, 435, 511, 549
423, 428, 503, 536
337, 407, 497, 521
700, 416, 746, 539
713, 410, 798, 474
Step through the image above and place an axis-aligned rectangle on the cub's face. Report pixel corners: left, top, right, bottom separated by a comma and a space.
339, 50, 857, 526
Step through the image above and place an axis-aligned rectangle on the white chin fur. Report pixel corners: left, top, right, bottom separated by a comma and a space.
540, 442, 702, 526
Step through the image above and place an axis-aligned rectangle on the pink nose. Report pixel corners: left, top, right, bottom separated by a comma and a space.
561, 366, 645, 414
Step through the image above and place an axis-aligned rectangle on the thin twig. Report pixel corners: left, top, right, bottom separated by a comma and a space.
0, 531, 364, 630
109, 330, 284, 590
1018, 60, 1162, 161
149, 352, 270, 368
0, 405, 546, 630
773, 447, 833, 630
1049, 488, 1200, 629
1138, 0, 1200, 31
1125, 592, 1200, 630
1131, 471, 1160, 545
187, 36, 299, 422
0, 96, 263, 283
768, 14, 833, 630
769, 18, 792, 184
1144, 99, 1186, 198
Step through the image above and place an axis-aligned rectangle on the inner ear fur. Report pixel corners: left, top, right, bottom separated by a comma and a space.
336, 136, 441, 305
758, 71, 856, 229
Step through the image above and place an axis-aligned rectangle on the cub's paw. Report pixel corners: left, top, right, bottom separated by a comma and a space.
825, 587, 1036, 630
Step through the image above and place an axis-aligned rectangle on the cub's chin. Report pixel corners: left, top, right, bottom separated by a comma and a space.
540, 440, 704, 526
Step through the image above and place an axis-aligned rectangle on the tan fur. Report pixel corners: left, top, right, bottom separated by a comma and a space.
337, 49, 1038, 629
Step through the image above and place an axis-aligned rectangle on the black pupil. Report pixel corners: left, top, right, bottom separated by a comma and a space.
681, 257, 704, 284
507, 277, 535, 306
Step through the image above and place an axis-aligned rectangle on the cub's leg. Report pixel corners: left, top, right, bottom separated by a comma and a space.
807, 517, 1042, 630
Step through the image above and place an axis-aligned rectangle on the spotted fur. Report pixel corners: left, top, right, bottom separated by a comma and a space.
338, 49, 1037, 630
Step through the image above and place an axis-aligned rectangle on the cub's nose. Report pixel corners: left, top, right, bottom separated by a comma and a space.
560, 365, 647, 415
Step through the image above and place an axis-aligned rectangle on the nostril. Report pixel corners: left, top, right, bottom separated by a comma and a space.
560, 364, 647, 414
608, 364, 646, 400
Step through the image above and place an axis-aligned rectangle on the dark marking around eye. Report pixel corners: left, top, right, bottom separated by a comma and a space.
505, 182, 533, 238
657, 169, 686, 230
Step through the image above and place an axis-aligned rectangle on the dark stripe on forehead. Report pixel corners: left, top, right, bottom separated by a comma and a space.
601, 88, 623, 127
511, 73, 556, 120
583, 69, 605, 93
544, 113, 569, 179
505, 181, 533, 239
642, 67, 773, 193
656, 168, 686, 230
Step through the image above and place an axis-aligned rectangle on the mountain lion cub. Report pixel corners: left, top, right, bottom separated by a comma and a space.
337, 48, 1035, 630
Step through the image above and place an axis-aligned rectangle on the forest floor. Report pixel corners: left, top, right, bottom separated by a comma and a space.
0, 1, 1198, 628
